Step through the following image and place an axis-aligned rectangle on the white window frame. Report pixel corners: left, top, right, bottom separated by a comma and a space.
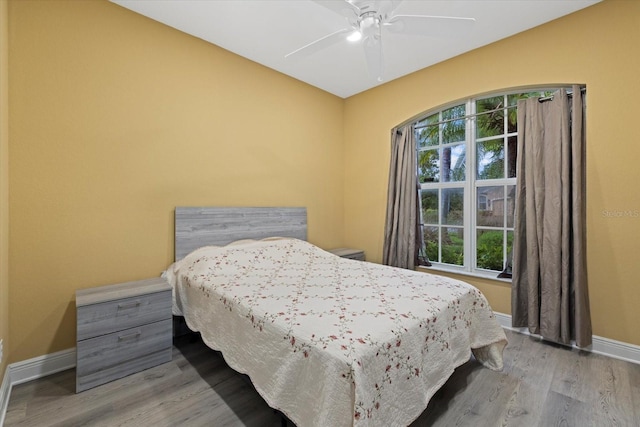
416, 88, 566, 280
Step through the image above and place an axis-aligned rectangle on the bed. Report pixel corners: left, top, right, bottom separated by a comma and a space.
164, 207, 508, 427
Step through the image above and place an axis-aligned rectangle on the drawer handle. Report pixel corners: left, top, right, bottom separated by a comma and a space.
118, 331, 141, 341
117, 300, 141, 310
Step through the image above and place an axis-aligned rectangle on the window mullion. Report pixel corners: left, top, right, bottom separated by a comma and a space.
436, 187, 442, 264
502, 95, 509, 269
504, 183, 509, 268
465, 99, 475, 272
438, 111, 443, 264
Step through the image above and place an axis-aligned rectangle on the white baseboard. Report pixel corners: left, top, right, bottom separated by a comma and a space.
0, 365, 10, 427
0, 347, 75, 426
8, 347, 76, 387
494, 312, 640, 365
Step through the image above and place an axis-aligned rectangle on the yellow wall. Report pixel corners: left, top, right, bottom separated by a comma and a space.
1, 0, 9, 374
7, 0, 344, 362
6, 0, 640, 364
344, 0, 640, 346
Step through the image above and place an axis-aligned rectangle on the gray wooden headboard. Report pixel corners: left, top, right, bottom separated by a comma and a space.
174, 207, 307, 261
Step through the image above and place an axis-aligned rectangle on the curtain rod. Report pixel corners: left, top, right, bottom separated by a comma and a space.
411, 87, 587, 131
538, 87, 585, 103
413, 105, 514, 130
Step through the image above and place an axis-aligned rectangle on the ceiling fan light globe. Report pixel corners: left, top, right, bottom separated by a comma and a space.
347, 30, 362, 42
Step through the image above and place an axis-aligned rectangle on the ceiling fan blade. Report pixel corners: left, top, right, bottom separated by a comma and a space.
312, 0, 360, 18
285, 28, 352, 59
378, 0, 404, 18
389, 0, 404, 11
363, 34, 383, 81
385, 15, 476, 37
314, 0, 403, 18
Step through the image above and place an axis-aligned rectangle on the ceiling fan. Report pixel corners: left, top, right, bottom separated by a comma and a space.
285, 0, 476, 82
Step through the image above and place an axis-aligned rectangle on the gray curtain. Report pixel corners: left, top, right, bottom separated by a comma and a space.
383, 125, 418, 269
512, 85, 592, 347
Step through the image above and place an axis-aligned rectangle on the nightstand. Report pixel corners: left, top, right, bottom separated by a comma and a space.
329, 247, 366, 261
75, 277, 172, 393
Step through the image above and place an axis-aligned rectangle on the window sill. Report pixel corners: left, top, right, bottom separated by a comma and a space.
416, 264, 512, 284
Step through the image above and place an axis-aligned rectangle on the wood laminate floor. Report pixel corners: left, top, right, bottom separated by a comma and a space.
5, 329, 640, 426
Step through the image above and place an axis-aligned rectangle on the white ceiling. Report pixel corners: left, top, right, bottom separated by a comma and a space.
111, 0, 600, 98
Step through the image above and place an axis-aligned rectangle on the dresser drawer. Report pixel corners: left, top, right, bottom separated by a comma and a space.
76, 319, 172, 392
77, 290, 171, 341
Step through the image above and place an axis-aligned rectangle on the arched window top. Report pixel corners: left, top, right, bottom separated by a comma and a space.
415, 87, 570, 277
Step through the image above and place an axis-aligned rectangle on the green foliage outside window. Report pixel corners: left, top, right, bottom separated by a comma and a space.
425, 227, 464, 266
476, 231, 504, 271
476, 230, 514, 271
417, 90, 557, 272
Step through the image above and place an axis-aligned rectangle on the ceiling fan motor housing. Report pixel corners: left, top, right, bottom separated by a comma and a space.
358, 11, 381, 40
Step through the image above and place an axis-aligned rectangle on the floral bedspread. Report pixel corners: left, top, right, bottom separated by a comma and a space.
163, 238, 507, 427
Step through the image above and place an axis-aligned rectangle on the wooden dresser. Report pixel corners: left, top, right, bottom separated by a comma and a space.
75, 277, 172, 393
329, 247, 366, 261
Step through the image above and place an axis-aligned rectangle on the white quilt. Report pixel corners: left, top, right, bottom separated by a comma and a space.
164, 238, 507, 427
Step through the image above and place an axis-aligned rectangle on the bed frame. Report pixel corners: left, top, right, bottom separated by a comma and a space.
172, 207, 307, 425
169, 206, 506, 426
172, 206, 307, 340
174, 206, 307, 261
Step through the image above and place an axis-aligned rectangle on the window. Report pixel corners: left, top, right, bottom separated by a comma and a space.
415, 89, 560, 277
